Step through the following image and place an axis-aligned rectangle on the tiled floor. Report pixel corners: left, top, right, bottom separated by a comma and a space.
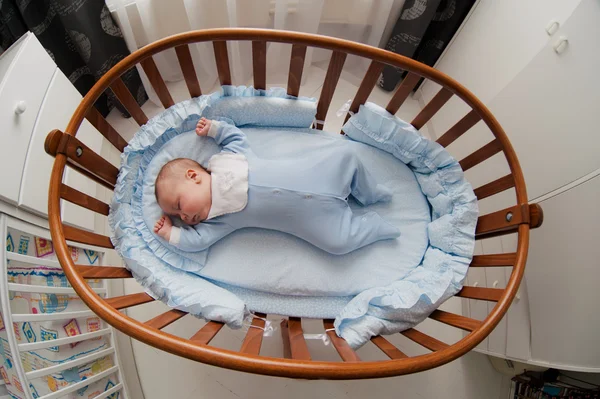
103, 67, 510, 399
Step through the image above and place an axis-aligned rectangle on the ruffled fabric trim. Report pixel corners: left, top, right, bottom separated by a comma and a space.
335, 102, 478, 348
109, 86, 316, 324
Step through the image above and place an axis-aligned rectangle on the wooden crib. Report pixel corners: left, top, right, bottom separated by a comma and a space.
44, 28, 543, 379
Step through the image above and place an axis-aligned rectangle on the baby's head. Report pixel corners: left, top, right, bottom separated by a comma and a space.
155, 158, 212, 225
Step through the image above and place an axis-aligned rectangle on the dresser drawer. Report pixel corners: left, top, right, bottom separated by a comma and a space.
20, 69, 102, 231
0, 33, 55, 204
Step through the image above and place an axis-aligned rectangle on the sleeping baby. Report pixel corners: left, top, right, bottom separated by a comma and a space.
153, 117, 400, 255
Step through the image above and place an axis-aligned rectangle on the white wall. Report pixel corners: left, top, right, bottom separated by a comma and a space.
419, 0, 582, 138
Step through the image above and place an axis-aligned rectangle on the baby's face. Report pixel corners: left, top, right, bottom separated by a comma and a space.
158, 167, 212, 225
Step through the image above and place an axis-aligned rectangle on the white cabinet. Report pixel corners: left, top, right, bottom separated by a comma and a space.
0, 32, 103, 232
526, 175, 600, 371
0, 33, 55, 204
20, 69, 102, 231
457, 0, 600, 372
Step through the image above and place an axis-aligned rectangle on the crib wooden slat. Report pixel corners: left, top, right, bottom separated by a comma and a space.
385, 72, 421, 114
411, 88, 453, 130
76, 266, 133, 279
105, 293, 154, 310
60, 184, 110, 216
84, 106, 127, 152
371, 336, 408, 359
175, 44, 202, 98
63, 225, 113, 248
323, 320, 361, 362
145, 310, 187, 330
473, 175, 515, 200
45, 129, 119, 188
401, 329, 449, 352
240, 312, 266, 355
190, 321, 225, 345
428, 310, 482, 332
459, 139, 503, 172
315, 51, 347, 130
456, 286, 503, 302
287, 44, 307, 97
252, 41, 267, 90
213, 41, 232, 86
470, 253, 517, 267
436, 109, 481, 147
344, 61, 385, 124
140, 56, 175, 109
286, 317, 311, 360
476, 204, 529, 238
109, 78, 148, 126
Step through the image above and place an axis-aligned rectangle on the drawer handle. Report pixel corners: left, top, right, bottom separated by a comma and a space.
14, 100, 27, 115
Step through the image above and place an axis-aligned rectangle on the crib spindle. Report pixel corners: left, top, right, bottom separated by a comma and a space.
60, 184, 110, 216
45, 129, 119, 189
252, 41, 267, 90
140, 56, 175, 109
436, 109, 481, 147
385, 72, 421, 115
76, 266, 133, 279
284, 318, 311, 360
459, 139, 503, 172
84, 106, 127, 152
476, 204, 530, 238
323, 320, 361, 362
315, 51, 347, 130
470, 253, 517, 267
401, 329, 449, 352
240, 312, 267, 355
370, 336, 408, 359
428, 310, 482, 332
287, 44, 307, 97
145, 310, 187, 330
343, 61, 385, 124
411, 88, 453, 130
63, 225, 113, 248
213, 41, 232, 86
109, 78, 148, 126
190, 321, 225, 345
456, 286, 503, 302
175, 44, 202, 98
105, 293, 155, 310
473, 175, 515, 200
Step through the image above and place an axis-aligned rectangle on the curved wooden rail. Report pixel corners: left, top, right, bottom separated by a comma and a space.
45, 28, 542, 379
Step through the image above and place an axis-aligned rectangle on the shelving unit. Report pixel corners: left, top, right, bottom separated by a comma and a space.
0, 215, 129, 399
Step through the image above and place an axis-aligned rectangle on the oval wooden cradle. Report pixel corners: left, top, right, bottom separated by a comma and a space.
44, 28, 543, 380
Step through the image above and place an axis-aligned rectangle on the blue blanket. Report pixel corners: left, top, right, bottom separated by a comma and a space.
109, 87, 477, 348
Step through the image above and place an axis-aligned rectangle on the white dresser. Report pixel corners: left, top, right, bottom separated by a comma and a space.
0, 33, 134, 399
424, 0, 600, 373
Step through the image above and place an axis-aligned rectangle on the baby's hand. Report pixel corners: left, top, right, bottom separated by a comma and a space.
153, 215, 173, 241
196, 117, 212, 136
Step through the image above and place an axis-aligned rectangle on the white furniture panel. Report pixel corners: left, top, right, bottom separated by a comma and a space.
0, 33, 55, 204
479, 0, 600, 200
501, 234, 531, 361
21, 68, 102, 230
526, 174, 600, 371
481, 238, 507, 356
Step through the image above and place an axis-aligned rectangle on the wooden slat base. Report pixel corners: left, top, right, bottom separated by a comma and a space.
76, 266, 132, 279
470, 253, 516, 267
240, 313, 266, 355
145, 310, 187, 330
323, 320, 360, 362
401, 329, 449, 352
371, 336, 407, 359
105, 293, 154, 310
428, 310, 482, 332
456, 286, 503, 302
190, 322, 225, 345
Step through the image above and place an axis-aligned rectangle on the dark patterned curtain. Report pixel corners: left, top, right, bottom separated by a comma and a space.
379, 0, 476, 92
0, 0, 146, 117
